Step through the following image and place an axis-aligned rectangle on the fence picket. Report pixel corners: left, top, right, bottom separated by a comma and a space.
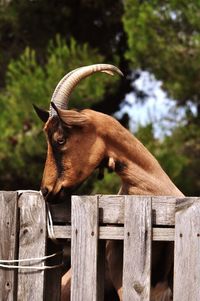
123, 196, 152, 301
0, 191, 18, 301
17, 192, 46, 301
71, 195, 99, 301
174, 198, 200, 301
1, 192, 200, 301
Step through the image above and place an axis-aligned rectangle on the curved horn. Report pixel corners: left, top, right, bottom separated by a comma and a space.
49, 64, 123, 116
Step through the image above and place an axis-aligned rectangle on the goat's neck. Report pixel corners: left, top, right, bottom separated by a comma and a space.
104, 125, 183, 197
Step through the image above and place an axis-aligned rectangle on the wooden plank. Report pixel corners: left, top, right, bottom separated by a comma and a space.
99, 227, 174, 241
99, 226, 124, 240
98, 195, 125, 224
53, 225, 174, 241
174, 198, 200, 301
71, 196, 98, 301
17, 192, 46, 301
99, 195, 182, 226
53, 225, 71, 239
152, 196, 177, 226
0, 191, 18, 301
51, 195, 181, 226
153, 228, 174, 241
123, 196, 152, 301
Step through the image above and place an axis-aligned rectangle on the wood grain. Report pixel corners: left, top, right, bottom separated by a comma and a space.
17, 192, 46, 301
174, 198, 200, 301
50, 195, 180, 226
1, 192, 200, 301
122, 196, 152, 301
0, 191, 18, 301
71, 195, 99, 301
53, 225, 174, 241
99, 195, 179, 226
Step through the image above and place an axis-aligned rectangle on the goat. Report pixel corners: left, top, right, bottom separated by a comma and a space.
34, 64, 184, 301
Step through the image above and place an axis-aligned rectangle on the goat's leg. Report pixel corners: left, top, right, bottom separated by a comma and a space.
61, 268, 71, 301
61, 266, 119, 301
106, 241, 174, 301
106, 240, 123, 300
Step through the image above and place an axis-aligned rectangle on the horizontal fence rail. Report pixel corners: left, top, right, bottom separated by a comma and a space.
50, 195, 199, 242
0, 191, 200, 300
51, 195, 200, 301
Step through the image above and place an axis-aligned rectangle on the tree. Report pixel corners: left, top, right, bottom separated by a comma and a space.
123, 0, 200, 195
0, 1, 130, 191
0, 36, 120, 189
1, 1, 200, 195
0, 0, 130, 115
123, 0, 200, 121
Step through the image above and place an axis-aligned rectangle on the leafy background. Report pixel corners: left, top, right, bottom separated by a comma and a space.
0, 0, 200, 195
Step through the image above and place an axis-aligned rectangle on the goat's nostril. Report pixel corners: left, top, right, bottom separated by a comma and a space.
41, 187, 49, 198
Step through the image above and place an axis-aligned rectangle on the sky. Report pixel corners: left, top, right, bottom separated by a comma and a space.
116, 71, 195, 138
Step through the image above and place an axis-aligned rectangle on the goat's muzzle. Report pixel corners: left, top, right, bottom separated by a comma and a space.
41, 185, 78, 204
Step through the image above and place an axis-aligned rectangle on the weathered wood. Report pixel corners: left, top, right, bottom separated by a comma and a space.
99, 195, 179, 226
53, 225, 174, 241
123, 196, 152, 301
0, 191, 18, 301
50, 195, 179, 226
152, 196, 178, 226
17, 192, 46, 301
2, 192, 200, 301
174, 198, 200, 301
53, 225, 71, 239
99, 226, 124, 240
71, 196, 99, 301
152, 228, 174, 241
98, 195, 125, 224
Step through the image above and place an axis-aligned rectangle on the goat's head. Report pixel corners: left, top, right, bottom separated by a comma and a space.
34, 64, 123, 202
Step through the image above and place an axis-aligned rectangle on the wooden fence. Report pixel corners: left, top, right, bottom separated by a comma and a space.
0, 191, 200, 300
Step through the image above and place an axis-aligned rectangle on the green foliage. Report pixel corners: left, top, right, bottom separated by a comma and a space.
92, 171, 121, 194
46, 35, 116, 109
123, 0, 200, 108
75, 170, 121, 195
0, 35, 119, 189
167, 123, 200, 195
136, 123, 187, 182
123, 0, 200, 195
135, 123, 157, 152
1, 0, 200, 197
135, 121, 200, 196
0, 1, 125, 89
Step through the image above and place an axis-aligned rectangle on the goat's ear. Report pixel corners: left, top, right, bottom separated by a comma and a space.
55, 107, 89, 127
33, 104, 49, 123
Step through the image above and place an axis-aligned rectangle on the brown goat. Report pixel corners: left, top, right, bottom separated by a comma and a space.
34, 64, 184, 301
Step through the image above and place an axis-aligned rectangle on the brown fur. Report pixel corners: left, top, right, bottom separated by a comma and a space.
41, 108, 184, 300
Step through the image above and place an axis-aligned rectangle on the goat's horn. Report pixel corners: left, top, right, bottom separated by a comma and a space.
50, 64, 123, 116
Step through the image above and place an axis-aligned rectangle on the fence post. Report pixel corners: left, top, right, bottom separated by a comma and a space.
71, 195, 99, 301
0, 191, 18, 301
123, 196, 152, 301
17, 192, 46, 301
174, 198, 200, 301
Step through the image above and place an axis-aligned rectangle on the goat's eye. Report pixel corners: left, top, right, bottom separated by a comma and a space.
57, 138, 66, 145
